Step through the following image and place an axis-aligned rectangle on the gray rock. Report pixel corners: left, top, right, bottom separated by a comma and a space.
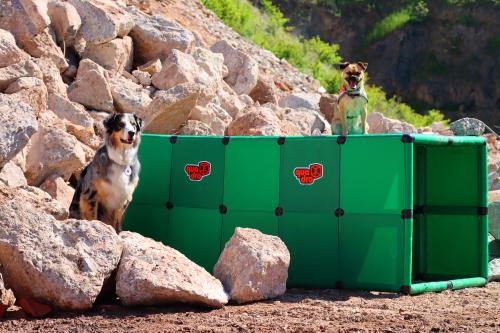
0, 59, 43, 92
279, 92, 321, 111
489, 258, 500, 281
82, 36, 133, 73
450, 118, 485, 136
488, 202, 500, 240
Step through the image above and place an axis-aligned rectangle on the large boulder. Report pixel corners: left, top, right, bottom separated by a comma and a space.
48, 93, 94, 128
82, 36, 133, 73
489, 258, 500, 281
5, 77, 48, 117
127, 8, 195, 64
68, 0, 133, 44
39, 174, 75, 209
47, 0, 81, 47
178, 120, 215, 136
21, 29, 68, 72
67, 59, 113, 112
227, 106, 283, 136
192, 47, 227, 82
0, 0, 50, 44
25, 124, 86, 186
109, 76, 152, 115
319, 93, 337, 123
450, 117, 485, 136
367, 112, 417, 134
65, 122, 101, 150
0, 161, 27, 188
211, 40, 258, 95
0, 198, 122, 310
279, 92, 321, 111
0, 94, 38, 168
0, 59, 43, 92
249, 73, 278, 105
189, 103, 231, 136
33, 57, 67, 97
143, 83, 200, 134
116, 231, 228, 308
214, 228, 290, 304
0, 29, 29, 68
281, 108, 331, 136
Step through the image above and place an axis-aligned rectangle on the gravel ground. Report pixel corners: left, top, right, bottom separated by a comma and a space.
1, 282, 499, 333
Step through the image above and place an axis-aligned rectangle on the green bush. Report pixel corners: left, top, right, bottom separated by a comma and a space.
202, 0, 446, 127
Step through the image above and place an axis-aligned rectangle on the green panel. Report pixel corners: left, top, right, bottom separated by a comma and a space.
133, 134, 171, 205
221, 210, 278, 250
122, 204, 169, 241
224, 137, 280, 211
279, 212, 338, 288
341, 136, 407, 215
422, 214, 480, 279
166, 207, 222, 272
424, 146, 480, 207
170, 137, 224, 209
280, 137, 339, 213
339, 214, 405, 291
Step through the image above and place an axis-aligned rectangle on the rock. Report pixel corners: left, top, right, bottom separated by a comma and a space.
47, 0, 81, 47
0, 59, 43, 92
68, 60, 113, 112
0, 199, 122, 310
488, 202, 500, 240
216, 82, 248, 118
39, 174, 75, 209
281, 108, 331, 136
25, 125, 86, 186
21, 29, 68, 72
0, 29, 29, 68
189, 104, 231, 136
68, 0, 133, 44
319, 94, 337, 123
490, 234, 500, 258
249, 73, 277, 105
132, 69, 151, 87
127, 8, 195, 64
0, 269, 16, 318
116, 231, 228, 307
49, 93, 94, 128
211, 40, 258, 95
144, 83, 201, 134
489, 190, 500, 203
151, 49, 209, 90
5, 77, 48, 116
178, 120, 215, 136
17, 298, 52, 318
450, 118, 485, 136
431, 122, 447, 133
367, 112, 417, 134
65, 122, 101, 149
0, 0, 50, 44
109, 76, 152, 115
0, 161, 27, 188
214, 228, 290, 304
0, 94, 38, 168
279, 92, 320, 110
88, 110, 109, 137
192, 47, 227, 82
82, 36, 133, 73
227, 106, 283, 136
33, 57, 67, 97
489, 258, 500, 281
137, 58, 162, 75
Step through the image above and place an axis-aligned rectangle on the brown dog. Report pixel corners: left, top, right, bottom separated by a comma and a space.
331, 62, 369, 135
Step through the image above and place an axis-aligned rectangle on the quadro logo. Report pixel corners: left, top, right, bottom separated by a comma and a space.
293, 163, 323, 185
185, 161, 211, 181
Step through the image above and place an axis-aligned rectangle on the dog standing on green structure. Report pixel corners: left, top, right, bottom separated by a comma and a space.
331, 62, 369, 135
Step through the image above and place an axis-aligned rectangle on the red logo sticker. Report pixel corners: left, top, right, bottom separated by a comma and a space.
185, 161, 211, 181
293, 163, 323, 185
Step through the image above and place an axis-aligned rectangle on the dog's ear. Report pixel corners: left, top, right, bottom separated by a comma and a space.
357, 62, 368, 71
133, 114, 144, 132
104, 113, 121, 133
338, 62, 349, 70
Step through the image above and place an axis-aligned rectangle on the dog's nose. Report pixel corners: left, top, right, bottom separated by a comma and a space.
128, 131, 135, 137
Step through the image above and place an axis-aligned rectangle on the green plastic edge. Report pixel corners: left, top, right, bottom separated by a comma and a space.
413, 134, 486, 146
479, 142, 489, 279
408, 277, 487, 295
403, 141, 413, 287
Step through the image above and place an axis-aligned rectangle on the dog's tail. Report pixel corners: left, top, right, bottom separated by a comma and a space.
69, 165, 88, 219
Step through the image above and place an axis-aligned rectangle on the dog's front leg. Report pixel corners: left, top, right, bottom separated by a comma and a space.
361, 105, 368, 134
341, 111, 349, 136
112, 201, 130, 232
79, 194, 98, 220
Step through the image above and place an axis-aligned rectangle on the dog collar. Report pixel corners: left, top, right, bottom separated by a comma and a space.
338, 85, 368, 103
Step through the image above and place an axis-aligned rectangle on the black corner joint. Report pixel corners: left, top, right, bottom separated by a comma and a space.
169, 136, 177, 144
165, 201, 174, 210
401, 134, 415, 143
219, 204, 227, 215
222, 136, 230, 145
335, 208, 345, 217
400, 286, 412, 295
401, 209, 413, 219
337, 136, 347, 145
335, 281, 343, 289
478, 206, 488, 216
275, 207, 283, 216
447, 137, 454, 145
277, 137, 286, 145
414, 205, 424, 215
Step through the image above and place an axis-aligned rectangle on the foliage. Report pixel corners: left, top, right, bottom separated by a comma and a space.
202, 0, 447, 127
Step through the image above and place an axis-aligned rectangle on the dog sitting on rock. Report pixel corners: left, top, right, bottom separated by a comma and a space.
331, 62, 369, 135
69, 113, 143, 232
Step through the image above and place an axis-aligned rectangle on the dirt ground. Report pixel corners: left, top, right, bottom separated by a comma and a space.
1, 283, 499, 333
